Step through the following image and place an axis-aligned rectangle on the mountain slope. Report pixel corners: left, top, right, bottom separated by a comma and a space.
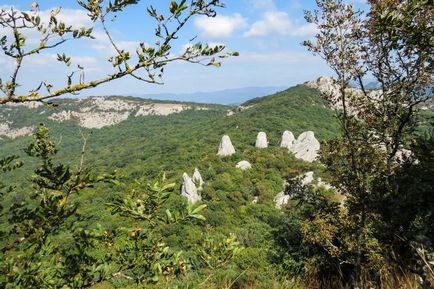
137, 86, 287, 105
0, 83, 338, 179
0, 82, 342, 287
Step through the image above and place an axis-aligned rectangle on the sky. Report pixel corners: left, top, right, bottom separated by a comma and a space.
0, 0, 366, 97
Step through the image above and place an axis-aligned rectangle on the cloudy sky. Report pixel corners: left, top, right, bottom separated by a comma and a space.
0, 0, 366, 97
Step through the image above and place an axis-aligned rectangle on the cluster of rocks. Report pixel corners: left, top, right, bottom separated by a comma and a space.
49, 110, 130, 129
281, 131, 320, 162
135, 103, 191, 117
306, 76, 382, 113
0, 123, 34, 139
273, 171, 334, 209
180, 168, 205, 204
48, 98, 197, 129
217, 131, 320, 162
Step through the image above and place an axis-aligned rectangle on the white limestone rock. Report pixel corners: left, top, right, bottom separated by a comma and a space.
307, 76, 339, 97
217, 135, 235, 157
236, 160, 252, 170
252, 196, 258, 204
290, 131, 320, 162
0, 123, 34, 139
181, 173, 201, 204
78, 111, 130, 129
317, 177, 334, 190
135, 103, 190, 116
301, 171, 314, 185
49, 110, 130, 129
192, 168, 205, 190
280, 130, 295, 149
255, 132, 268, 148
274, 192, 290, 209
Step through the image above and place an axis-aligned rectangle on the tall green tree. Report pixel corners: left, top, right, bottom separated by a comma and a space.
301, 0, 433, 287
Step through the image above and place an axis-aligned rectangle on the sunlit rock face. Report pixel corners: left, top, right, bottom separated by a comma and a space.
192, 168, 205, 190
290, 131, 320, 162
301, 171, 314, 185
274, 191, 290, 209
47, 97, 196, 129
236, 160, 252, 170
181, 173, 201, 204
279, 130, 295, 149
0, 123, 34, 139
255, 132, 268, 148
217, 135, 235, 157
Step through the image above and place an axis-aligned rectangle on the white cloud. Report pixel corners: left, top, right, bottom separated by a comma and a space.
194, 13, 247, 38
90, 30, 140, 55
233, 51, 319, 64
0, 6, 93, 48
40, 8, 92, 28
244, 12, 316, 37
249, 0, 276, 10
21, 53, 100, 71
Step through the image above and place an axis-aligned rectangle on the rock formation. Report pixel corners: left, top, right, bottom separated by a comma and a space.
135, 103, 191, 117
279, 130, 295, 149
192, 168, 205, 190
306, 76, 382, 113
236, 160, 252, 170
0, 123, 34, 139
290, 131, 320, 162
317, 177, 334, 190
274, 192, 289, 209
41, 97, 204, 130
255, 132, 268, 148
217, 135, 235, 157
181, 173, 201, 204
301, 171, 314, 185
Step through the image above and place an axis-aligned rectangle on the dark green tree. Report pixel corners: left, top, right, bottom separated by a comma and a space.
300, 0, 433, 287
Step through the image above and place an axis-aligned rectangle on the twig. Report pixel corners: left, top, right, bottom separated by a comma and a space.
78, 129, 91, 173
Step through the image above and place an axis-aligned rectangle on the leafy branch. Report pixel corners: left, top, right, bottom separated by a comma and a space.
0, 0, 238, 104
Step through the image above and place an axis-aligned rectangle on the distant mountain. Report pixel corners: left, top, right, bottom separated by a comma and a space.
136, 86, 287, 105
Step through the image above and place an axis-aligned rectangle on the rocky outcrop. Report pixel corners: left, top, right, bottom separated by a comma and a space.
255, 132, 268, 148
280, 130, 295, 149
317, 177, 334, 190
306, 76, 338, 97
252, 196, 258, 204
290, 131, 320, 162
192, 168, 205, 190
274, 191, 289, 209
41, 97, 206, 130
298, 171, 334, 190
236, 160, 252, 170
135, 103, 191, 116
306, 76, 382, 113
0, 123, 34, 139
181, 173, 201, 204
6, 101, 43, 109
301, 171, 314, 185
217, 135, 235, 157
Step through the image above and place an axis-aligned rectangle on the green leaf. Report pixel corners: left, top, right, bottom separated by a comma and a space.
169, 1, 178, 14
227, 51, 239, 56
191, 204, 207, 215
190, 214, 206, 221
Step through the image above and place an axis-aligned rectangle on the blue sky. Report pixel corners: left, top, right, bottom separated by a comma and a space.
0, 0, 365, 97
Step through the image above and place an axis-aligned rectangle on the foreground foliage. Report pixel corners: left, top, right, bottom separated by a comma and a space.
0, 125, 242, 288
296, 0, 434, 287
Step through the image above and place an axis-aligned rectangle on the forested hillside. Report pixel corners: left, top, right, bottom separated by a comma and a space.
0, 83, 342, 288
